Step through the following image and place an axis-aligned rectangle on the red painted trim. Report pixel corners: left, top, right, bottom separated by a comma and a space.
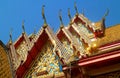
63, 41, 120, 70
99, 41, 120, 50
94, 30, 103, 37
14, 35, 24, 49
100, 40, 120, 48
73, 15, 95, 34
63, 49, 120, 70
16, 31, 49, 78
88, 25, 93, 32
57, 30, 64, 41
16, 64, 26, 78
57, 29, 71, 43
78, 49, 120, 66
74, 16, 84, 24
68, 26, 80, 38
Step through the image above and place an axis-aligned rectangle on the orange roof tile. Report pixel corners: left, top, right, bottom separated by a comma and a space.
97, 24, 120, 46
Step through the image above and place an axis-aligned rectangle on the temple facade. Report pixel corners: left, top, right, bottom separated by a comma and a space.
5, 5, 120, 78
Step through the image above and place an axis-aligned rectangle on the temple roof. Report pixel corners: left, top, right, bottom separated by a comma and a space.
0, 40, 13, 78
97, 24, 120, 46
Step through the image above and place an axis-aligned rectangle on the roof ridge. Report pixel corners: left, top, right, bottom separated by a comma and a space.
106, 24, 120, 29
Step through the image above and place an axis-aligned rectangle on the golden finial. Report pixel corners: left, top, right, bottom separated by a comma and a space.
103, 8, 109, 19
59, 9, 64, 29
34, 27, 36, 35
33, 26, 36, 38
9, 28, 13, 44
42, 5, 47, 28
68, 8, 72, 22
74, 2, 79, 15
101, 9, 109, 32
22, 20, 25, 34
82, 8, 85, 16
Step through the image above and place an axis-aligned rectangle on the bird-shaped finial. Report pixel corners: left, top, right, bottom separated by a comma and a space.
22, 20, 25, 34
59, 9, 64, 29
82, 8, 85, 16
68, 8, 72, 22
74, 2, 79, 15
103, 8, 109, 19
9, 28, 13, 44
34, 26, 36, 35
42, 5, 47, 28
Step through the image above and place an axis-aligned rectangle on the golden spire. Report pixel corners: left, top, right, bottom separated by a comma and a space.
9, 28, 13, 44
22, 20, 25, 34
59, 9, 64, 29
68, 8, 72, 22
42, 5, 47, 28
74, 2, 79, 15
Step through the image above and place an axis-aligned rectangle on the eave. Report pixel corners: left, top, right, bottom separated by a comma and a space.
62, 41, 120, 70
78, 49, 120, 67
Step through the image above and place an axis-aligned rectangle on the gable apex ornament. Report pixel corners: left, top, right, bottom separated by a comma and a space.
74, 2, 79, 15
42, 5, 47, 28
59, 9, 64, 29
68, 8, 72, 23
22, 20, 26, 34
9, 28, 13, 44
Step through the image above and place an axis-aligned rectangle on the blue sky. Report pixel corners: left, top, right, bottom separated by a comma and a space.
0, 0, 120, 44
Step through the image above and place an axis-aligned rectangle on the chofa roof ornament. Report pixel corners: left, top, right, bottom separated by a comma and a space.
68, 8, 72, 22
59, 9, 64, 29
102, 8, 109, 19
42, 5, 47, 28
22, 20, 25, 34
9, 28, 13, 44
74, 2, 79, 15
101, 9, 109, 34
